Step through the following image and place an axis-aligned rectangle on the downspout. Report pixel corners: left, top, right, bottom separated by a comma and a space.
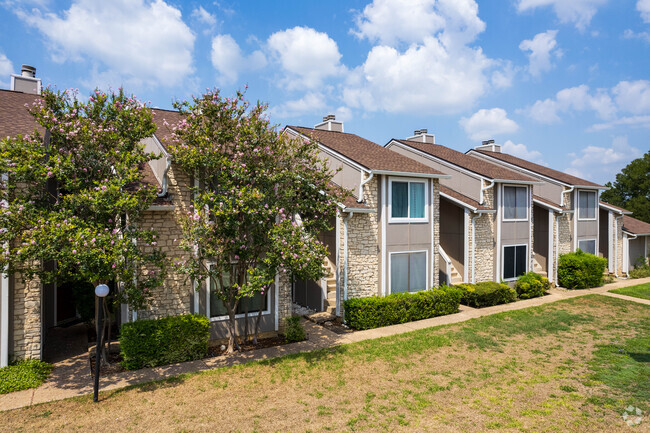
560, 185, 574, 208
625, 232, 637, 277
1, 245, 8, 368
555, 213, 560, 284
479, 179, 495, 205
471, 212, 481, 284
157, 156, 172, 197
614, 216, 619, 278
357, 171, 374, 203
343, 212, 354, 305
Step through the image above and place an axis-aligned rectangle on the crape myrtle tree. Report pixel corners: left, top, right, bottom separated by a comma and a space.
0, 88, 167, 359
169, 89, 345, 353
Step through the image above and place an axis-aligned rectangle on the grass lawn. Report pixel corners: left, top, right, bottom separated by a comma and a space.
1, 295, 647, 432
609, 282, 650, 300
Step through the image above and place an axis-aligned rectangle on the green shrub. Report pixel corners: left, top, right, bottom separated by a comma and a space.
283, 316, 306, 343
629, 257, 650, 279
119, 314, 210, 370
558, 249, 608, 289
0, 360, 52, 394
454, 281, 517, 308
515, 272, 551, 299
343, 286, 461, 330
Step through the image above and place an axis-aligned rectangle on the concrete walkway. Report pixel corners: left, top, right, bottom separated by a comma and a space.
1, 276, 648, 412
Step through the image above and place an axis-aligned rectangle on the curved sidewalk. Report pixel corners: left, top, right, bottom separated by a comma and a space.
1, 276, 648, 412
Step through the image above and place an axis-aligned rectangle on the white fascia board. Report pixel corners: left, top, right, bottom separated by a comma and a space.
370, 169, 449, 179
493, 179, 544, 185
387, 141, 484, 183
341, 207, 376, 213
440, 192, 478, 212
533, 199, 563, 213
598, 202, 632, 215
150, 134, 171, 158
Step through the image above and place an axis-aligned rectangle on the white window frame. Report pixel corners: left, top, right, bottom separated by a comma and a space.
205, 262, 271, 322
388, 177, 429, 223
388, 249, 429, 294
578, 239, 597, 255
577, 190, 597, 221
502, 243, 528, 281
502, 184, 529, 222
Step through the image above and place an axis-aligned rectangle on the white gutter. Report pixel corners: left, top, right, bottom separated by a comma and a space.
624, 233, 637, 277
357, 172, 374, 203
560, 185, 574, 208
479, 180, 495, 205
555, 213, 560, 284
370, 169, 450, 179
343, 212, 354, 305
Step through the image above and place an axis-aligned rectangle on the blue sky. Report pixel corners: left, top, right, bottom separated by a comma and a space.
1, 0, 649, 185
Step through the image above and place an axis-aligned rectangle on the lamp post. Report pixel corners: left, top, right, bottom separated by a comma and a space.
93, 283, 109, 403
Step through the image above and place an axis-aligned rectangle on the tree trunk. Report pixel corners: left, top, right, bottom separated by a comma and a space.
253, 288, 269, 345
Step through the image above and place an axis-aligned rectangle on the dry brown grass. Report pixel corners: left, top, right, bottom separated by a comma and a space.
2, 295, 647, 433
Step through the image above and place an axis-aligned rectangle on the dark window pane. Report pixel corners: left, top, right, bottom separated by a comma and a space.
503, 246, 515, 279
515, 245, 527, 277
410, 182, 425, 218
392, 182, 408, 218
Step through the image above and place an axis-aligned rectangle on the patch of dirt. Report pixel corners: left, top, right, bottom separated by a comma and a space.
89, 350, 125, 377
208, 336, 288, 356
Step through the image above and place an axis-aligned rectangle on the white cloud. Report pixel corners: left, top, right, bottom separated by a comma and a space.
517, 0, 607, 31
589, 115, 650, 131
612, 80, 650, 114
191, 6, 216, 27
501, 140, 545, 164
519, 30, 561, 77
638, 0, 650, 23
565, 136, 643, 183
527, 84, 615, 124
345, 0, 501, 115
460, 108, 519, 141
270, 92, 327, 118
16, 0, 195, 88
267, 26, 345, 90
353, 0, 484, 47
211, 34, 266, 85
623, 28, 650, 43
0, 52, 13, 87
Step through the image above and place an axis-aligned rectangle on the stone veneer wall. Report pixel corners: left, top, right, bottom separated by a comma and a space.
467, 182, 495, 283
277, 270, 292, 333
338, 176, 380, 299
137, 165, 194, 320
12, 274, 41, 360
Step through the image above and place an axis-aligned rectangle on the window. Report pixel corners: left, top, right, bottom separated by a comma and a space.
578, 191, 596, 220
390, 179, 427, 222
390, 251, 427, 293
503, 186, 528, 220
578, 239, 596, 255
503, 245, 527, 280
208, 266, 267, 319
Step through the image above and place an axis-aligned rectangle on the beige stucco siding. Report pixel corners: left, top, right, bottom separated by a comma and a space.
318, 149, 362, 194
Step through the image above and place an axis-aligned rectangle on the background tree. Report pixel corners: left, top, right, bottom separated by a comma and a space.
0, 89, 167, 358
169, 89, 345, 353
601, 151, 650, 223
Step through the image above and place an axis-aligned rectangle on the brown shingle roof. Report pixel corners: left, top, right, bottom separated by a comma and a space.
472, 150, 603, 187
622, 215, 650, 235
0, 89, 43, 139
288, 126, 446, 177
439, 185, 490, 211
151, 108, 184, 149
393, 139, 536, 182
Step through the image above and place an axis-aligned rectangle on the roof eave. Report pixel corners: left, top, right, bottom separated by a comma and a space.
370, 169, 450, 179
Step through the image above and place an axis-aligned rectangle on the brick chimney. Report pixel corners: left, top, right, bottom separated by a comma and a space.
10, 65, 41, 95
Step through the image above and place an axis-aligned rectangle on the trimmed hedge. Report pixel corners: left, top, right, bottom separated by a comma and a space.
0, 360, 52, 394
343, 286, 461, 330
558, 249, 608, 289
120, 314, 210, 370
515, 272, 551, 299
454, 281, 517, 308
